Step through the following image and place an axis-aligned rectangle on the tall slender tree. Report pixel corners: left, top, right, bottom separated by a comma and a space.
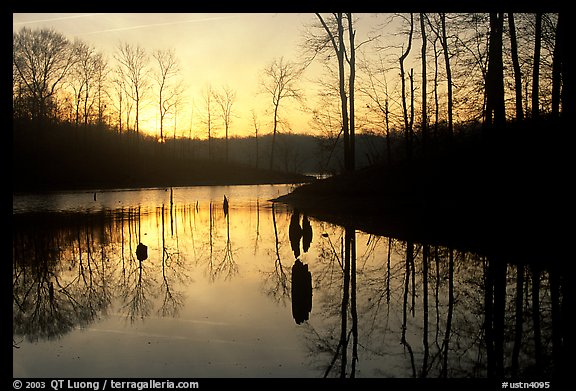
532, 13, 543, 119
316, 13, 351, 171
214, 86, 236, 162
508, 13, 524, 121
399, 13, 414, 159
440, 13, 454, 137
115, 42, 150, 138
152, 48, 181, 143
347, 13, 357, 170
261, 56, 302, 170
202, 84, 214, 160
420, 13, 429, 151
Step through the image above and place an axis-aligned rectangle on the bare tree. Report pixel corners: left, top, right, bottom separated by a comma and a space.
440, 13, 454, 136
399, 13, 414, 159
315, 13, 352, 171
347, 13, 357, 170
93, 52, 110, 128
485, 13, 505, 128
201, 84, 214, 160
214, 86, 236, 162
152, 49, 181, 143
110, 74, 127, 134
251, 109, 260, 168
68, 41, 103, 128
261, 56, 303, 170
115, 42, 150, 138
420, 13, 429, 151
508, 13, 524, 121
532, 13, 543, 119
13, 27, 76, 123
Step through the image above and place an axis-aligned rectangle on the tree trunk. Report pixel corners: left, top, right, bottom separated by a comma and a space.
508, 13, 524, 121
400, 13, 414, 160
270, 101, 279, 170
532, 13, 542, 119
420, 14, 428, 152
485, 13, 505, 129
440, 13, 453, 137
433, 36, 440, 144
347, 13, 356, 171
337, 14, 351, 172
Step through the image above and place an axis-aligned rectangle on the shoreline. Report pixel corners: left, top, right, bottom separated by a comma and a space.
272, 158, 569, 267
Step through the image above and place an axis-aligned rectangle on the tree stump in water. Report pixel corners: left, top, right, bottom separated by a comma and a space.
136, 242, 148, 261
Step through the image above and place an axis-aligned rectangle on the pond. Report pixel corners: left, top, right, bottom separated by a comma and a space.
12, 184, 568, 380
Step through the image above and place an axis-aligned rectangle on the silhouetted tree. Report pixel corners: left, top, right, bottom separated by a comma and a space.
261, 57, 303, 170
115, 42, 150, 138
251, 109, 260, 168
110, 75, 126, 133
152, 48, 181, 143
420, 14, 429, 152
69, 41, 101, 128
440, 13, 453, 136
532, 13, 543, 119
313, 13, 363, 171
347, 13, 357, 170
399, 13, 414, 159
214, 85, 236, 162
508, 13, 524, 121
485, 13, 505, 129
202, 84, 214, 160
13, 27, 76, 123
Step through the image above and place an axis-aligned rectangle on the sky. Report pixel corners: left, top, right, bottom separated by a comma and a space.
12, 13, 391, 139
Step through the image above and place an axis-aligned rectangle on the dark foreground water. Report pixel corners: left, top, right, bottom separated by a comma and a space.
12, 185, 569, 380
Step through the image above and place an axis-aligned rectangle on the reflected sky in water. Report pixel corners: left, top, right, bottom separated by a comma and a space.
13, 185, 568, 379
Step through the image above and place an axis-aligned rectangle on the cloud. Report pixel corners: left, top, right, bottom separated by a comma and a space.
77, 14, 244, 36
13, 13, 107, 25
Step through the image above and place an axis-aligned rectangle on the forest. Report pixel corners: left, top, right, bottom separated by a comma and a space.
12, 12, 573, 192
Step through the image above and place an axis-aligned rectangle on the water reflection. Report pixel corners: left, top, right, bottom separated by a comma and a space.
12, 190, 569, 379
287, 210, 314, 324
303, 230, 569, 379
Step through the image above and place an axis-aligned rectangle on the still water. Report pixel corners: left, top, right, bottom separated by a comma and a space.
12, 185, 567, 378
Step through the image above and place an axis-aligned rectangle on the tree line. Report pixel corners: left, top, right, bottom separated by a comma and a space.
305, 12, 572, 171
13, 12, 573, 175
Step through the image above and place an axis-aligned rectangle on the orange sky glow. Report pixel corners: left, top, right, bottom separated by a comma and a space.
13, 13, 406, 139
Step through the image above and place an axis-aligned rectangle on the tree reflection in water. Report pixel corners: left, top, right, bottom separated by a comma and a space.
12, 205, 191, 338
299, 219, 568, 379
263, 203, 289, 303
13, 200, 569, 379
